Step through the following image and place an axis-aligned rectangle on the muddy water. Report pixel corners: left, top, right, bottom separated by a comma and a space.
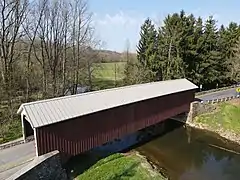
136, 125, 240, 180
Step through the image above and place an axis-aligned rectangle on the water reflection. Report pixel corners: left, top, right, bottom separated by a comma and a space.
180, 153, 240, 180
136, 126, 240, 180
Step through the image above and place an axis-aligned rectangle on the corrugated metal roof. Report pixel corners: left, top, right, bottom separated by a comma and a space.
18, 78, 198, 128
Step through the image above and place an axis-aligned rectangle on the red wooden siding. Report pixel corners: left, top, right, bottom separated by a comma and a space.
36, 90, 195, 156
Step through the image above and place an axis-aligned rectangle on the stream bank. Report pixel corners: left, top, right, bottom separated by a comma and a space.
187, 99, 240, 144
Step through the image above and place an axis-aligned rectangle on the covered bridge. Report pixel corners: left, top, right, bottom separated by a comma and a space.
17, 79, 198, 157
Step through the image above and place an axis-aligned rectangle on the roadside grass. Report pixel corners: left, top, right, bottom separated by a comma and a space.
194, 101, 240, 133
0, 97, 36, 145
92, 78, 123, 90
0, 118, 22, 144
93, 62, 126, 81
76, 153, 166, 180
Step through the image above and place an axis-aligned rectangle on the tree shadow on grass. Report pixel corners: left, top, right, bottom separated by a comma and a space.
65, 151, 139, 180
106, 162, 140, 180
64, 150, 117, 179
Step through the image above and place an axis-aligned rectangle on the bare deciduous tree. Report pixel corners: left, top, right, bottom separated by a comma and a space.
23, 0, 46, 101
0, 0, 28, 118
70, 0, 93, 94
0, 0, 101, 129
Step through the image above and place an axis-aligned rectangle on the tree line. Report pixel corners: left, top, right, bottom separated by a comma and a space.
125, 10, 240, 89
0, 0, 104, 126
0, 0, 128, 132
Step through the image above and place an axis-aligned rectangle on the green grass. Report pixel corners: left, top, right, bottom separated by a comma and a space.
195, 102, 240, 133
92, 62, 126, 90
93, 62, 126, 81
92, 78, 124, 90
0, 102, 23, 144
0, 99, 32, 144
76, 153, 166, 180
0, 119, 22, 144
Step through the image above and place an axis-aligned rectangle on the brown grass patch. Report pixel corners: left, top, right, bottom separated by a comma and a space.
229, 99, 240, 106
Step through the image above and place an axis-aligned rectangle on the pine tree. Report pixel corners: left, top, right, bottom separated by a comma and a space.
123, 57, 154, 85
179, 13, 196, 83
160, 11, 187, 80
137, 10, 240, 89
217, 25, 231, 85
225, 22, 240, 58
156, 27, 166, 80
228, 37, 240, 82
185, 16, 204, 86
137, 18, 157, 74
200, 16, 221, 89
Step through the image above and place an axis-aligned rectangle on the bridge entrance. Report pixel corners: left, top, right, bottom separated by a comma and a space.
22, 116, 34, 142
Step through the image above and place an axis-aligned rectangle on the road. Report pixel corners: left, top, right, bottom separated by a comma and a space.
0, 141, 35, 180
197, 87, 238, 101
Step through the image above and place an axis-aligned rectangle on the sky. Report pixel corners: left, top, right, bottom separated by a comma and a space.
89, 0, 240, 52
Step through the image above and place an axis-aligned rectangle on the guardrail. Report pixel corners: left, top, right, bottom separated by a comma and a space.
196, 85, 236, 96
200, 95, 239, 104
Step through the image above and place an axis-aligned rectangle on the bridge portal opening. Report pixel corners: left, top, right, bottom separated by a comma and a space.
22, 115, 34, 141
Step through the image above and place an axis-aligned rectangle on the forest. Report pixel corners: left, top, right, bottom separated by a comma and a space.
125, 10, 240, 88
0, 0, 105, 142
0, 0, 239, 143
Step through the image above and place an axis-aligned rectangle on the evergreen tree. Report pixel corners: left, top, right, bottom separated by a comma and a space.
199, 16, 221, 89
123, 58, 154, 85
136, 10, 240, 89
228, 37, 240, 82
160, 13, 184, 80
137, 18, 158, 73
186, 16, 204, 86
217, 25, 231, 86
156, 27, 166, 80
159, 10, 193, 80
179, 13, 196, 83
225, 22, 240, 58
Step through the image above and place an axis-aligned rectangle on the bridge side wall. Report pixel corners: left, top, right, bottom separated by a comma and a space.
35, 90, 195, 156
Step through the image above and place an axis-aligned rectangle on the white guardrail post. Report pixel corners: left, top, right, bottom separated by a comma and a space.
199, 94, 239, 105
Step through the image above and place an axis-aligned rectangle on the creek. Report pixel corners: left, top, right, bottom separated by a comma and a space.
67, 119, 240, 180
136, 123, 240, 180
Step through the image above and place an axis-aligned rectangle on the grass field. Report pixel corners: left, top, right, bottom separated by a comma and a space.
93, 62, 126, 81
194, 100, 240, 133
75, 153, 166, 180
92, 62, 126, 90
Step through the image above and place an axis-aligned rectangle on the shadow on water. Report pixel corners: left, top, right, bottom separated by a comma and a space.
64, 119, 182, 179
122, 120, 183, 153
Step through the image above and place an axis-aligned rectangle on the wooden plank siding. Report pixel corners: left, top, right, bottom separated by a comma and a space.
36, 90, 195, 156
